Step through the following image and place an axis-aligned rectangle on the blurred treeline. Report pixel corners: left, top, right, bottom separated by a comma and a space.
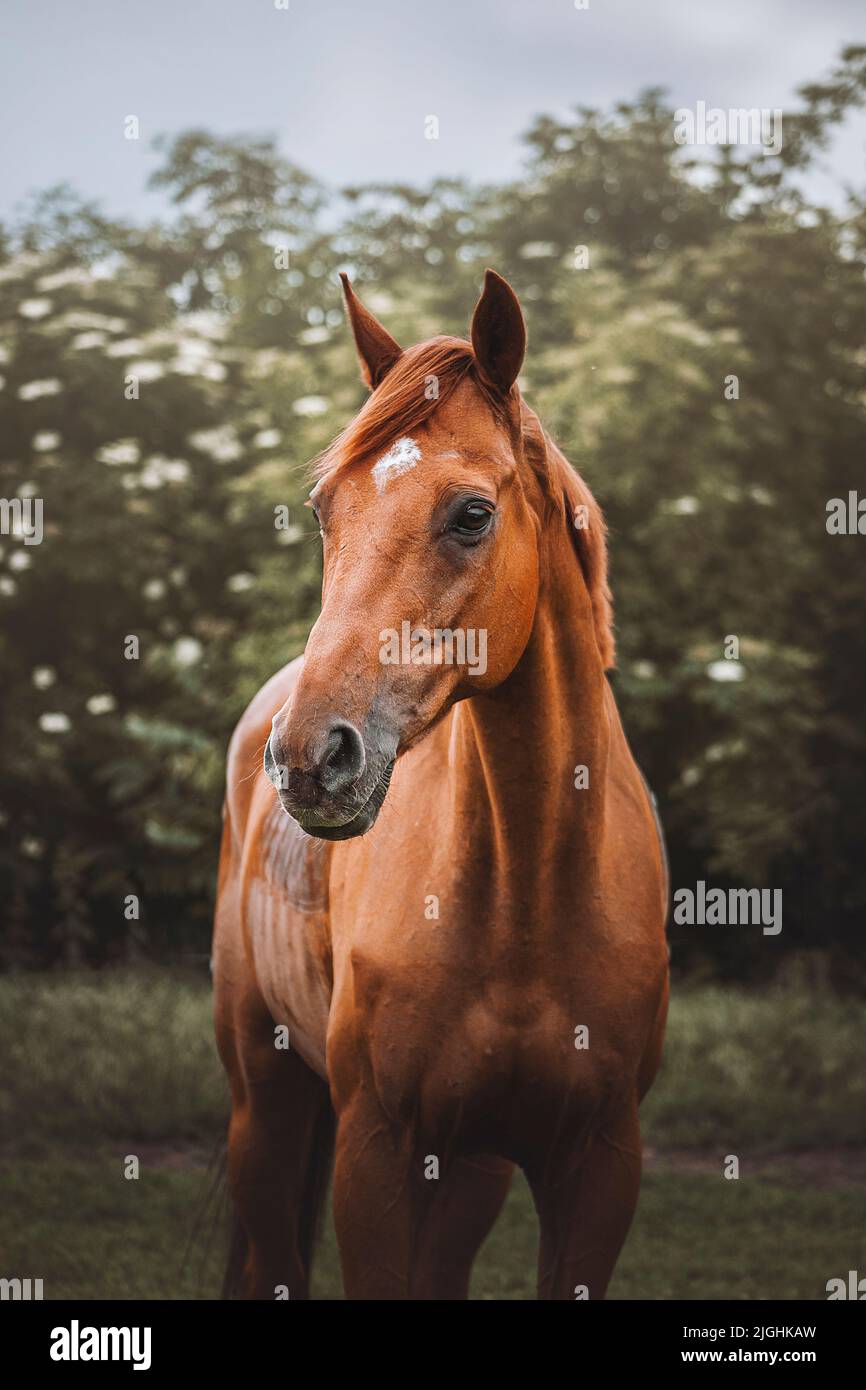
1, 48, 864, 980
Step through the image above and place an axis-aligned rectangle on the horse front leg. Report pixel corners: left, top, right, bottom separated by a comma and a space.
331, 1093, 429, 1299
413, 1153, 514, 1299
332, 1094, 514, 1300
527, 1101, 643, 1300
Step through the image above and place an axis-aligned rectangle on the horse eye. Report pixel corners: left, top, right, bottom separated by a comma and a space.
450, 500, 495, 537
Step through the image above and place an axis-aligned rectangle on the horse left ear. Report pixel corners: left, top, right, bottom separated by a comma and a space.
339, 273, 403, 390
470, 269, 526, 394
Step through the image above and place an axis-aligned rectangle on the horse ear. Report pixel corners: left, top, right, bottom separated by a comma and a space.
470, 269, 526, 394
339, 273, 403, 390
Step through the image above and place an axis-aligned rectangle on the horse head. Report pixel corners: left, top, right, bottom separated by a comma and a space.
265, 270, 611, 839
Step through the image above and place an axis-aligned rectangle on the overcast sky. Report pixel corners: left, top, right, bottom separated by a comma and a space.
1, 0, 863, 223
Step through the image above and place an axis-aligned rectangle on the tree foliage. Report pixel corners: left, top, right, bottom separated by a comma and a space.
1, 50, 864, 979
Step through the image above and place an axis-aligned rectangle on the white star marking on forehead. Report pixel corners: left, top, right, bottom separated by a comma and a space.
371, 436, 421, 493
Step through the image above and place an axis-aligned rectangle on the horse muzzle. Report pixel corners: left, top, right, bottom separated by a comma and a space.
264, 717, 396, 840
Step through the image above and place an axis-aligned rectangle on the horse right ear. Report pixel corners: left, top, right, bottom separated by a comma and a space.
339, 273, 403, 390
470, 268, 526, 394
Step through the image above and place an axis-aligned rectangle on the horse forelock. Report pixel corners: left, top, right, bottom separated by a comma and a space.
312, 336, 504, 482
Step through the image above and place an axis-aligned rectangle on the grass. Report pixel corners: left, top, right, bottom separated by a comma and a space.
0, 967, 863, 1299
640, 977, 866, 1150
1, 966, 863, 1152
0, 970, 224, 1149
1, 1155, 860, 1301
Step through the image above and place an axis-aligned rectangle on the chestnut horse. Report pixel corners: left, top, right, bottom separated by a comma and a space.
213, 270, 669, 1300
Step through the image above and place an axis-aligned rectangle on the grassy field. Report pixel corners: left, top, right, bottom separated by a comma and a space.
1, 969, 864, 1300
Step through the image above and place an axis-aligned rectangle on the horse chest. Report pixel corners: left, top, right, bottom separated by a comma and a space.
333, 951, 625, 1143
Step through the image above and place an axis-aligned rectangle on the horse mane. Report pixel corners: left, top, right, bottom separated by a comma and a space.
313, 336, 504, 481
552, 441, 615, 671
522, 409, 615, 671
314, 336, 615, 670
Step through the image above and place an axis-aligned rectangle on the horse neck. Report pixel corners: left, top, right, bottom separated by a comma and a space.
448, 512, 611, 910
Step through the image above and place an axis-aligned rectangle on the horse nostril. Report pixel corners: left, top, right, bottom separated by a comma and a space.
264, 732, 286, 789
263, 733, 277, 779
319, 721, 366, 793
